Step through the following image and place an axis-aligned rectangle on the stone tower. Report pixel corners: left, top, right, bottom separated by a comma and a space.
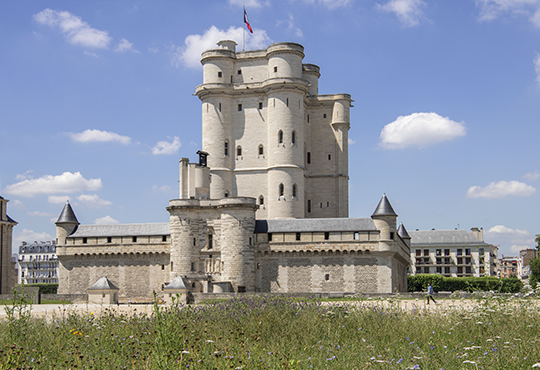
196, 40, 352, 220
0, 196, 17, 294
55, 201, 79, 245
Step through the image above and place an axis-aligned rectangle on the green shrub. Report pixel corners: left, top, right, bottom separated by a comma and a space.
16, 283, 58, 295
408, 276, 523, 293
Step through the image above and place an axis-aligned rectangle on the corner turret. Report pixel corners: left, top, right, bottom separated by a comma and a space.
371, 194, 398, 241
397, 222, 411, 247
55, 201, 79, 245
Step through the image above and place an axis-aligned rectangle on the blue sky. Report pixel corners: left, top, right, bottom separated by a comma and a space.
1, 0, 539, 257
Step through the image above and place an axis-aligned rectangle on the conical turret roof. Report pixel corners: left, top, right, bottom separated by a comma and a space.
397, 223, 411, 239
56, 201, 79, 224
88, 277, 119, 291
164, 276, 188, 290
371, 194, 397, 217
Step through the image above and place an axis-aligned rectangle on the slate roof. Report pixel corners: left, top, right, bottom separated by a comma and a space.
255, 218, 377, 233
371, 194, 397, 217
409, 230, 491, 246
68, 223, 170, 238
164, 276, 188, 290
88, 277, 119, 291
56, 201, 79, 224
397, 223, 411, 239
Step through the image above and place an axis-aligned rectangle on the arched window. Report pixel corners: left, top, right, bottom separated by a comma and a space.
279, 184, 284, 197
237, 146, 242, 156
258, 145, 264, 155
224, 190, 229, 198
224, 140, 229, 156
278, 130, 283, 144
259, 195, 264, 205
292, 131, 296, 144
292, 184, 297, 197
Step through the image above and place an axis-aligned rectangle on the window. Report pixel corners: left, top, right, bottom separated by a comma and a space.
320, 202, 323, 208
307, 114, 310, 123
161, 265, 165, 270
259, 195, 264, 205
274, 66, 277, 72
445, 266, 450, 274
465, 248, 471, 256
436, 249, 442, 256
191, 262, 196, 271
259, 145, 264, 155
268, 233, 273, 241
279, 184, 284, 197
237, 69, 242, 75
465, 266, 472, 274
444, 249, 450, 256
416, 249, 421, 257
296, 233, 301, 241
292, 184, 297, 197
328, 154, 331, 160
465, 257, 471, 265
259, 102, 263, 109
479, 248, 484, 256
224, 190, 229, 198
218, 71, 222, 78
107, 237, 112, 243
224, 141, 229, 156
307, 200, 311, 213
208, 233, 213, 249
132, 236, 137, 243
457, 249, 463, 256
324, 232, 330, 240
424, 249, 429, 256
323, 113, 327, 118
292, 131, 296, 144
237, 146, 242, 156
325, 274, 330, 281
278, 130, 283, 144
307, 152, 311, 164
286, 98, 289, 107
423, 267, 430, 273
162, 235, 167, 242
82, 238, 87, 244
457, 258, 463, 264
436, 266, 442, 274
237, 286, 246, 293
249, 237, 252, 245
390, 232, 394, 240
219, 103, 222, 112
193, 238, 196, 246
238, 104, 242, 111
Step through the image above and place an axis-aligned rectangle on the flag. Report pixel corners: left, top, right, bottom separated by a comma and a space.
244, 8, 253, 34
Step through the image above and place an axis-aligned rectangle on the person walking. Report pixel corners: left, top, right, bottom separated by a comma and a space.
426, 283, 436, 305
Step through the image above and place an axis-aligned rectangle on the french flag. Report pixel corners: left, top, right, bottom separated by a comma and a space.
244, 8, 253, 34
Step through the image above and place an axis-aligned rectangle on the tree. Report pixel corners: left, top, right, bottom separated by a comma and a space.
536, 234, 540, 251
530, 257, 540, 290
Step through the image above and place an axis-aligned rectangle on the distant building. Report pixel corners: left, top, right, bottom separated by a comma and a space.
17, 241, 59, 284
498, 256, 519, 278
409, 227, 498, 277
0, 195, 18, 294
518, 249, 539, 280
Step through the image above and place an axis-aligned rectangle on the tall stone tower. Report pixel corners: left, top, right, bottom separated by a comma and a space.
0, 196, 17, 294
196, 41, 352, 220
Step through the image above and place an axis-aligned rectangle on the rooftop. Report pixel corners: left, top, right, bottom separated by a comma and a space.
409, 229, 491, 247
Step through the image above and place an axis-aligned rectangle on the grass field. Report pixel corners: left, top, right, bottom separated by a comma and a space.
0, 295, 539, 369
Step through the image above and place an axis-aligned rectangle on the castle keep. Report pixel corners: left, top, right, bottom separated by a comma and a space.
56, 41, 411, 301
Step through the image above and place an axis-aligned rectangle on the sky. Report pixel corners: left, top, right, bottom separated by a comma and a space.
1, 0, 539, 257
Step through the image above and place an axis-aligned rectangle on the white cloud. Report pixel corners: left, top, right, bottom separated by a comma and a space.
84, 51, 99, 58
466, 180, 536, 198
377, 0, 426, 27
348, 138, 356, 145
115, 38, 140, 53
152, 136, 181, 155
77, 194, 112, 208
524, 171, 540, 180
301, 0, 352, 9
228, 0, 270, 7
379, 112, 466, 149
534, 54, 540, 87
3, 172, 102, 197
13, 229, 55, 250
48, 195, 72, 204
475, 0, 540, 25
27, 211, 54, 217
173, 26, 272, 68
9, 199, 24, 209
484, 225, 536, 255
276, 14, 303, 38
33, 8, 112, 49
148, 47, 159, 54
16, 170, 33, 181
94, 215, 119, 225
68, 129, 132, 144
152, 185, 173, 192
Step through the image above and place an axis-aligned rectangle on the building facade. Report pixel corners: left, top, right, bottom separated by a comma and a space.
498, 256, 518, 278
518, 248, 539, 281
17, 241, 59, 284
0, 196, 17, 294
409, 228, 498, 277
55, 41, 410, 301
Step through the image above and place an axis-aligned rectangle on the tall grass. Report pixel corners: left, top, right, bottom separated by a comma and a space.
0, 295, 539, 369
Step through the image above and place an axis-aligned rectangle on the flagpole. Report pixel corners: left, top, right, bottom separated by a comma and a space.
243, 5, 245, 51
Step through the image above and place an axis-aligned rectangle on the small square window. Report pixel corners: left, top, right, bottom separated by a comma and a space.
107, 237, 112, 243
82, 238, 87, 244
296, 233, 301, 241
162, 235, 167, 242
259, 102, 263, 109
324, 274, 330, 281
132, 236, 137, 243
218, 71, 222, 78
323, 113, 327, 118
237, 69, 242, 75
268, 233, 273, 241
238, 104, 242, 111
324, 232, 329, 240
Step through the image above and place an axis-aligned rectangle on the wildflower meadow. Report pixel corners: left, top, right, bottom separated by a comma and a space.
1, 295, 539, 369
